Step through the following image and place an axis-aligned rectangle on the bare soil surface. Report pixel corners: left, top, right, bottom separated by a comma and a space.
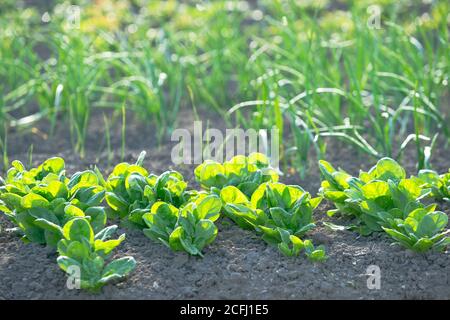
0, 109, 449, 300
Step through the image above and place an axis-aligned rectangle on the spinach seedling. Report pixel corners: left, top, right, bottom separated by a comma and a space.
143, 194, 222, 257
57, 217, 136, 292
382, 206, 450, 252
319, 157, 431, 235
220, 183, 326, 261
105, 151, 192, 228
0, 159, 105, 246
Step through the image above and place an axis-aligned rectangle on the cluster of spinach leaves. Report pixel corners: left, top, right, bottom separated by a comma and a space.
57, 218, 136, 292
120, 152, 324, 259
142, 194, 222, 257
319, 157, 450, 252
0, 158, 136, 291
220, 182, 326, 261
0, 158, 105, 245
104, 151, 220, 256
105, 151, 194, 228
194, 153, 279, 197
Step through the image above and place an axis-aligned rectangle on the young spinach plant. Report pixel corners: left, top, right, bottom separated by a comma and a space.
57, 217, 136, 292
142, 194, 222, 257
220, 183, 326, 261
319, 157, 430, 235
319, 157, 450, 252
105, 151, 192, 228
0, 159, 105, 246
382, 206, 450, 252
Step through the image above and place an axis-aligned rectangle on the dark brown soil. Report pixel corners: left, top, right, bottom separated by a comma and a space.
0, 109, 449, 300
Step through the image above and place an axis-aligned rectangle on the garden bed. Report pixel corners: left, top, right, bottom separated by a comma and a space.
1, 110, 449, 300
1, 0, 449, 301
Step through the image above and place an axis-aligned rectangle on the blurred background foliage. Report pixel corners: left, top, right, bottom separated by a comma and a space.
0, 0, 448, 174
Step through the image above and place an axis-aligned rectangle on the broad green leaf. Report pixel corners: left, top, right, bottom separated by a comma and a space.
63, 218, 94, 244
66, 241, 90, 260
306, 248, 327, 262
44, 230, 62, 247
361, 181, 390, 199
333, 171, 352, 189
318, 160, 342, 190
34, 218, 63, 236
105, 193, 128, 217
128, 208, 148, 227
412, 238, 434, 252
16, 211, 46, 243
250, 183, 267, 209
168, 226, 186, 251
101, 256, 137, 279
220, 186, 249, 205
428, 211, 448, 231
416, 213, 447, 238
94, 225, 118, 241
222, 203, 259, 230
248, 152, 269, 167
195, 195, 222, 221
57, 256, 81, 273
46, 180, 69, 199
64, 204, 85, 218
193, 219, 218, 248
28, 207, 60, 224
258, 225, 282, 245
418, 170, 440, 185
41, 157, 65, 175
85, 207, 107, 233
383, 227, 414, 248
268, 207, 289, 229
21, 193, 49, 209
309, 197, 322, 209
324, 191, 347, 202
0, 193, 23, 211
12, 160, 25, 172
94, 234, 126, 256
374, 158, 406, 181
398, 179, 423, 200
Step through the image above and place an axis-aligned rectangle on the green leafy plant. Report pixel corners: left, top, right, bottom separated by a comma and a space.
319, 157, 450, 252
220, 185, 265, 230
221, 183, 321, 239
417, 169, 450, 202
319, 157, 409, 217
0, 158, 106, 246
276, 229, 327, 262
345, 178, 430, 234
143, 194, 222, 257
220, 183, 325, 260
303, 239, 327, 262
57, 217, 136, 292
319, 157, 431, 235
0, 195, 106, 247
194, 153, 279, 197
277, 229, 304, 257
0, 157, 65, 193
251, 182, 322, 241
104, 152, 151, 224
105, 151, 191, 228
142, 201, 179, 247
382, 206, 450, 252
